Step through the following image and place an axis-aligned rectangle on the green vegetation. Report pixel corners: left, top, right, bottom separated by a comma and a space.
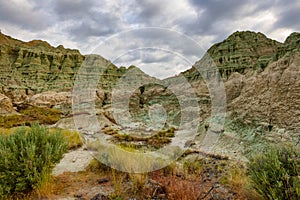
0, 127, 82, 151
0, 123, 68, 198
51, 128, 83, 150
105, 127, 176, 149
0, 115, 24, 128
219, 163, 261, 200
86, 158, 110, 173
0, 106, 62, 128
0, 127, 28, 136
19, 106, 61, 123
247, 145, 300, 200
183, 159, 203, 175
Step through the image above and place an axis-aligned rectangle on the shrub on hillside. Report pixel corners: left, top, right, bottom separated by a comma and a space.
0, 123, 68, 197
247, 145, 300, 200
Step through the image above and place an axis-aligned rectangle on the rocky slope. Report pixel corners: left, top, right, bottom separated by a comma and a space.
183, 31, 283, 80
0, 31, 299, 149
0, 32, 152, 114
0, 93, 15, 114
190, 32, 298, 122
220, 32, 299, 130
0, 33, 84, 103
193, 31, 299, 153
159, 31, 299, 133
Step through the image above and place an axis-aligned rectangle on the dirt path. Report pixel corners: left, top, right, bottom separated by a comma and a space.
53, 147, 94, 176
51, 148, 113, 200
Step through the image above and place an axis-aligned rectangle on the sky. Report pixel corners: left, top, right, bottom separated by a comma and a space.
0, 0, 299, 79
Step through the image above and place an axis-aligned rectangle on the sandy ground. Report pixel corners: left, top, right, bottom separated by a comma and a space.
53, 147, 94, 176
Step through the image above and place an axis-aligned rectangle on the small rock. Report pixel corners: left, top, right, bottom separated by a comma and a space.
0, 93, 15, 114
97, 177, 110, 184
90, 193, 109, 200
74, 194, 85, 200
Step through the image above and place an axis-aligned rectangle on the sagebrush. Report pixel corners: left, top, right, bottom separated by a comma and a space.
0, 123, 68, 198
247, 145, 300, 200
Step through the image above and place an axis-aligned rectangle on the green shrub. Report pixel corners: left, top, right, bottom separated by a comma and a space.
0, 123, 68, 198
247, 145, 300, 200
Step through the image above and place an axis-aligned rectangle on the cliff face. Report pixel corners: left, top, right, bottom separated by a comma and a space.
183, 31, 284, 81
184, 31, 299, 131
0, 32, 132, 106
209, 31, 283, 74
159, 31, 299, 133
0, 32, 157, 119
0, 32, 84, 102
226, 32, 300, 130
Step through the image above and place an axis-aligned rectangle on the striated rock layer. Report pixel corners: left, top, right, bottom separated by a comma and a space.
0, 31, 299, 135
0, 32, 84, 103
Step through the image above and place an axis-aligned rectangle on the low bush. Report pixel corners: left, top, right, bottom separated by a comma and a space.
220, 164, 261, 199
0, 123, 68, 198
247, 145, 300, 200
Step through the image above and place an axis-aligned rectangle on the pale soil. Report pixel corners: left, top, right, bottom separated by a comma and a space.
52, 147, 94, 176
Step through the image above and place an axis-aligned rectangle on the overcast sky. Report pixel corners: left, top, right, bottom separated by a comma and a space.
0, 0, 299, 79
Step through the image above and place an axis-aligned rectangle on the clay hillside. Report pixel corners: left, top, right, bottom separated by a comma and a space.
0, 31, 299, 152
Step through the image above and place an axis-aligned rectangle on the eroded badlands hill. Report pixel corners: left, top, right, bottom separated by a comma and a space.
0, 31, 299, 147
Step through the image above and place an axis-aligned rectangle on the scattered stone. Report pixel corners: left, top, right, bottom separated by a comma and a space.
74, 194, 85, 200
0, 93, 15, 114
28, 91, 72, 108
90, 193, 109, 200
97, 177, 110, 184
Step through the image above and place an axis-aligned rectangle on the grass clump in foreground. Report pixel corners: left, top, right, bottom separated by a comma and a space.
247, 144, 300, 200
0, 123, 68, 199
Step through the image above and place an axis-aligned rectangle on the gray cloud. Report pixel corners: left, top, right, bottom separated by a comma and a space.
273, 0, 300, 30
52, 0, 96, 19
183, 0, 275, 36
129, 0, 164, 25
0, 0, 52, 30
66, 13, 121, 40
50, 0, 123, 40
187, 0, 245, 33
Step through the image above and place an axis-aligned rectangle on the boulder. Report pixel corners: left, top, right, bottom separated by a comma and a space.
29, 91, 72, 108
0, 93, 15, 114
